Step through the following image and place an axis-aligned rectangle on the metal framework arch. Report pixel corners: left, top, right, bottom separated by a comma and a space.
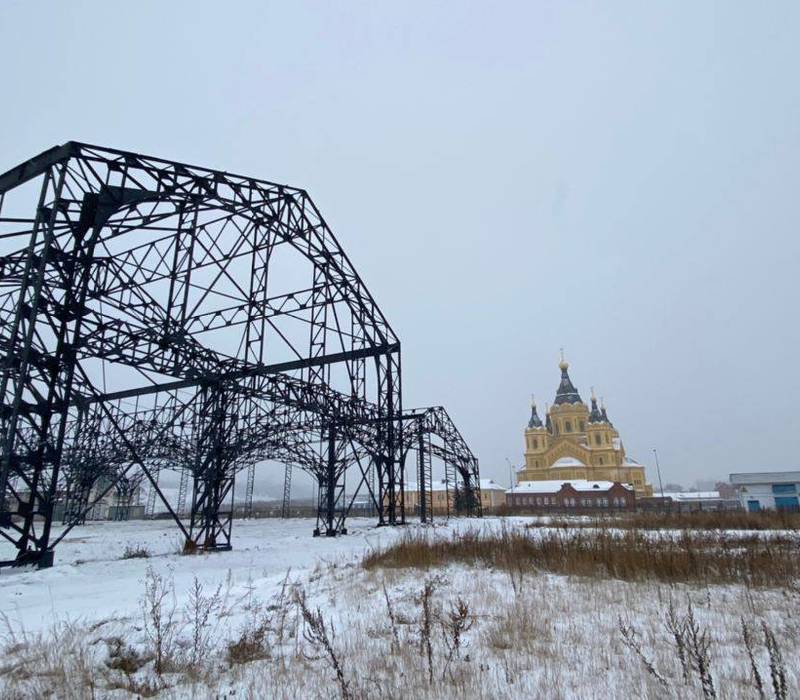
0, 142, 477, 569
401, 406, 482, 522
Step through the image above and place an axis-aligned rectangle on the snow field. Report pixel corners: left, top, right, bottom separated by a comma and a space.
0, 516, 797, 698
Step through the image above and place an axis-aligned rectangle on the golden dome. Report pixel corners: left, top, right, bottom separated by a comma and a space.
558, 348, 569, 371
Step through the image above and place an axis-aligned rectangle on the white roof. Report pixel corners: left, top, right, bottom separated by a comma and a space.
403, 478, 502, 493
730, 471, 800, 485
479, 479, 506, 491
658, 491, 721, 501
508, 480, 565, 494
552, 457, 586, 467
404, 480, 447, 492
507, 479, 632, 494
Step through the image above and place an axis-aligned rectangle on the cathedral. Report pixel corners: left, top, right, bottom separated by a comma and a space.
517, 357, 653, 497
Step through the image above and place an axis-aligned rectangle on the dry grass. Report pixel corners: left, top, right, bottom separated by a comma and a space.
226, 609, 272, 666
362, 525, 800, 588
0, 619, 101, 699
121, 543, 151, 559
2, 532, 799, 699
540, 509, 800, 531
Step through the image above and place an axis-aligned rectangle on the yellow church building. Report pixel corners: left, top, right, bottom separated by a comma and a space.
518, 358, 653, 497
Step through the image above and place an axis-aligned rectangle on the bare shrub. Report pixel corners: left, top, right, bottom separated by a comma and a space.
382, 582, 400, 652
684, 603, 715, 699
296, 588, 351, 700
140, 565, 179, 675
103, 638, 160, 698
664, 597, 690, 684
121, 543, 151, 559
227, 600, 271, 665
271, 569, 293, 645
107, 675, 161, 697
104, 636, 150, 676
227, 628, 269, 666
762, 621, 788, 700
184, 576, 223, 670
741, 618, 765, 700
418, 577, 437, 685
618, 616, 669, 692
441, 597, 473, 679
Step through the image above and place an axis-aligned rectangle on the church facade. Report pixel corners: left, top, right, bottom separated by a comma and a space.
518, 358, 653, 497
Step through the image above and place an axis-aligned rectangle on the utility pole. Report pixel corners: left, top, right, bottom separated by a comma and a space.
505, 458, 516, 490
652, 448, 665, 497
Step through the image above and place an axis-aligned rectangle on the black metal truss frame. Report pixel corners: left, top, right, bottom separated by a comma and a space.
400, 406, 482, 522
0, 142, 479, 569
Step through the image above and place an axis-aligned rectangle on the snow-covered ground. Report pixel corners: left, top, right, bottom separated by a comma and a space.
1, 517, 797, 699
0, 517, 400, 634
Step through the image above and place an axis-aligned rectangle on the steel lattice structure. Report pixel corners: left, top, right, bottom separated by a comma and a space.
401, 406, 482, 522
0, 142, 481, 569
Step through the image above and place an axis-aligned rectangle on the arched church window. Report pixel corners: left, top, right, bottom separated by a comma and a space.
565, 421, 572, 432
599, 457, 604, 465
595, 434, 601, 445
579, 421, 585, 431
533, 438, 538, 449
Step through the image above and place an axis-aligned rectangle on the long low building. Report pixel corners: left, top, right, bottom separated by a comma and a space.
729, 471, 800, 512
506, 479, 635, 510
402, 478, 508, 515
651, 491, 740, 512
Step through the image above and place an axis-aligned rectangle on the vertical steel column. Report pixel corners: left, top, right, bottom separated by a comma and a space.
3, 176, 110, 567
243, 461, 256, 517
176, 467, 190, 517
325, 424, 336, 535
417, 430, 430, 523
374, 349, 403, 527
314, 423, 345, 537
281, 461, 292, 518
0, 169, 59, 499
186, 387, 234, 551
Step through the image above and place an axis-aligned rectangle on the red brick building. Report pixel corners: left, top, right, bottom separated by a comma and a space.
505, 480, 635, 511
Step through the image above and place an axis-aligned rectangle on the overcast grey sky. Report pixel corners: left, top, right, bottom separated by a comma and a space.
2, 1, 799, 492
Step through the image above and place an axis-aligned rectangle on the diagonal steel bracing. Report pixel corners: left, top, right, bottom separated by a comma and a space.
0, 142, 479, 571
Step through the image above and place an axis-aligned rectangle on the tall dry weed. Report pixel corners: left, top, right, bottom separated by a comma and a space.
296, 587, 351, 700
140, 566, 179, 676
363, 526, 799, 588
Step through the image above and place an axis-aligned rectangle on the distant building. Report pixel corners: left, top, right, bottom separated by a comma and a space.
347, 496, 376, 516
714, 481, 739, 500
476, 480, 508, 510
51, 475, 144, 522
518, 357, 653, 496
654, 490, 740, 512
505, 480, 635, 511
403, 479, 506, 515
107, 504, 146, 520
729, 471, 800, 512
